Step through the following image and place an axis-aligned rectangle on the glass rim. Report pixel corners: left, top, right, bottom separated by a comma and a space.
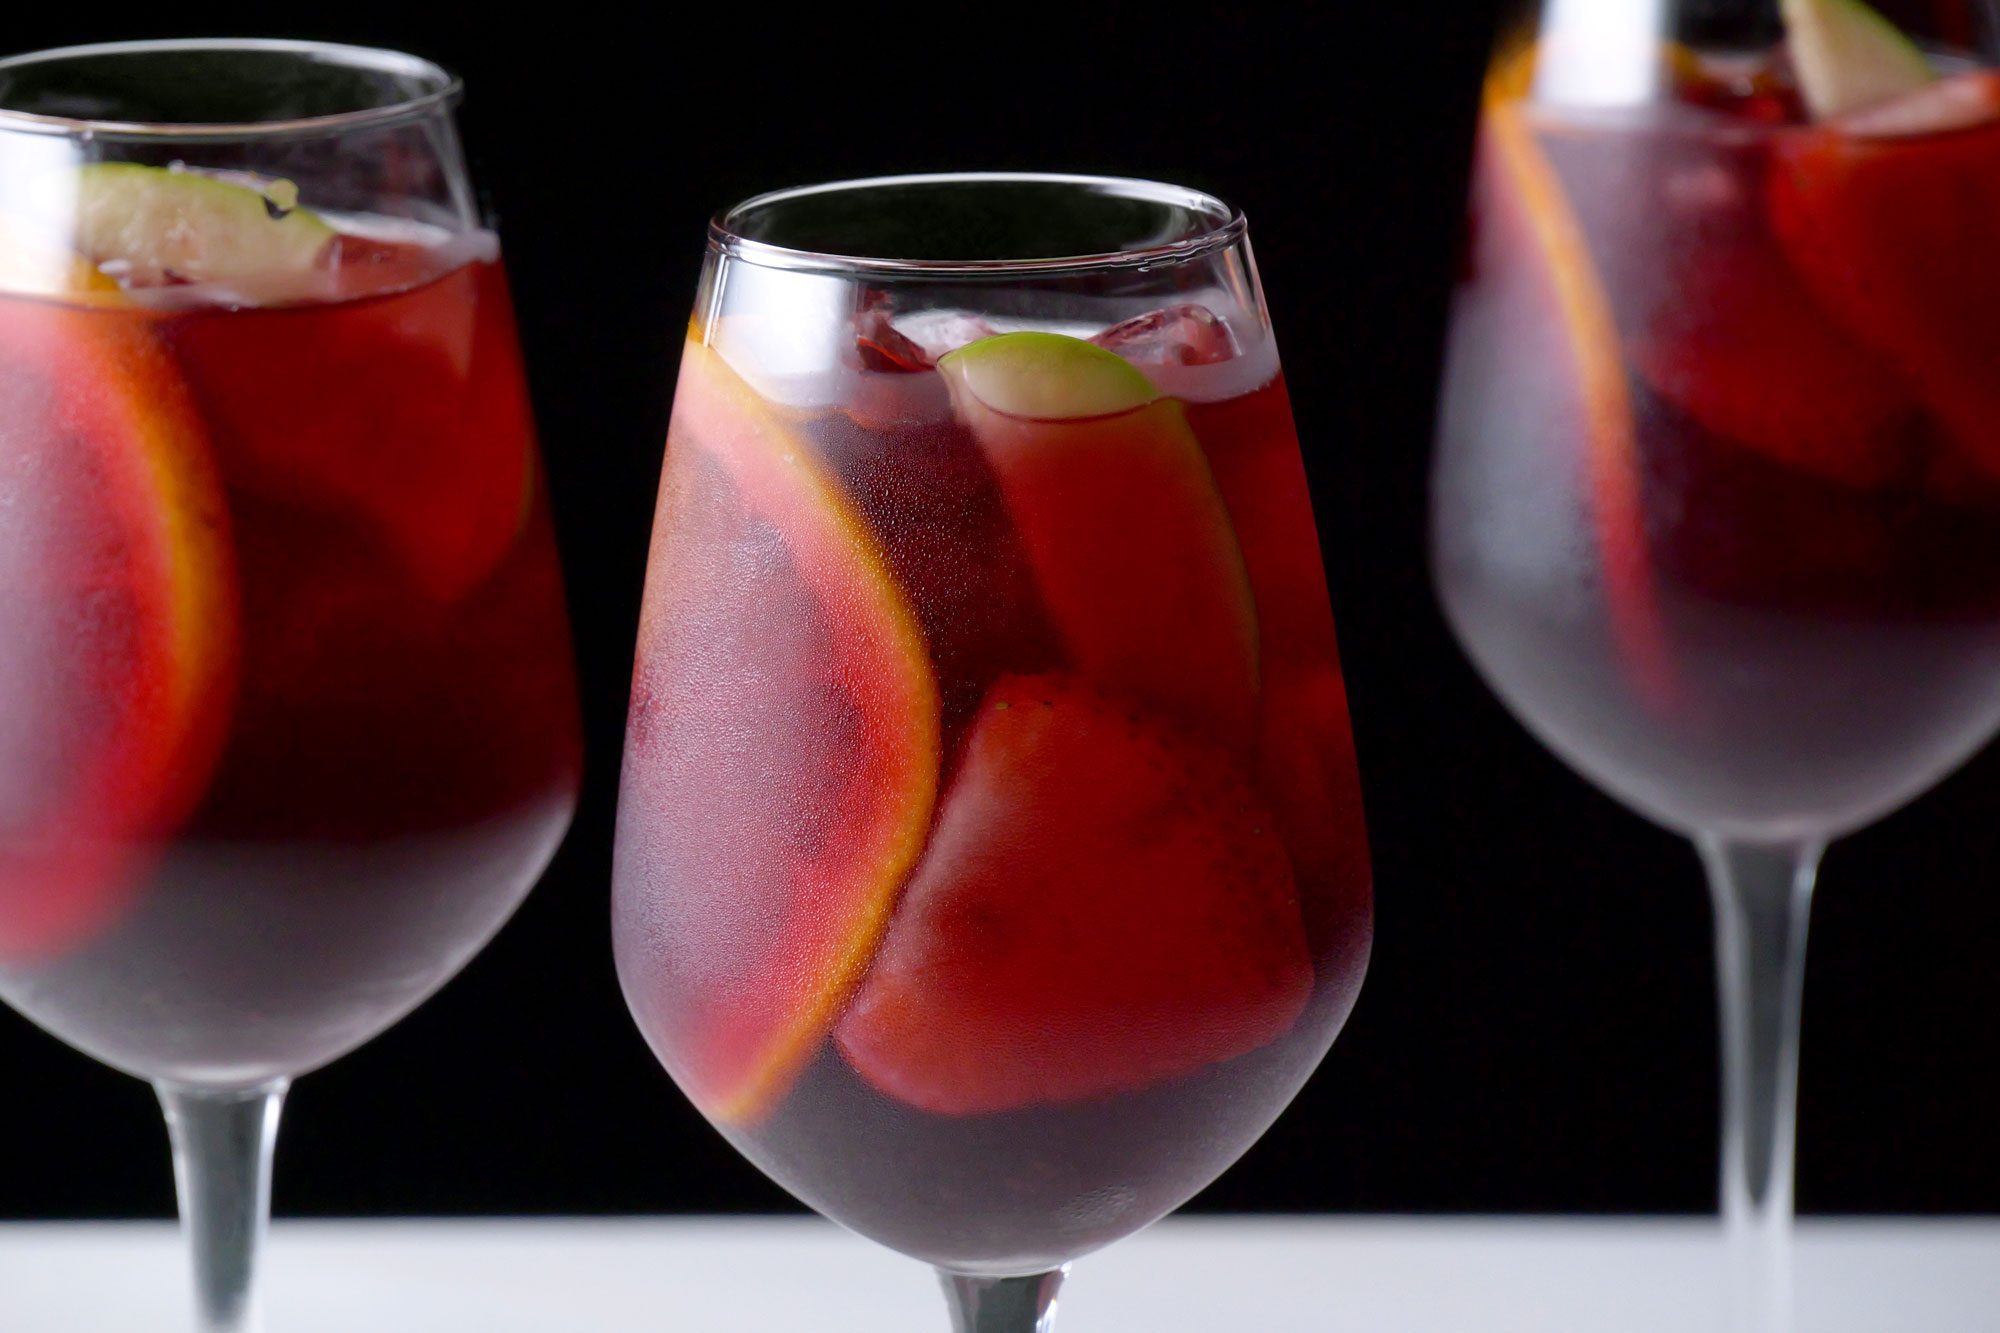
708, 172, 1250, 278
0, 38, 462, 141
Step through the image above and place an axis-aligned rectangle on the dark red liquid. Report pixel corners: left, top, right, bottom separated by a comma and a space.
616, 325, 1370, 1273
1435, 58, 2000, 838
0, 238, 580, 1084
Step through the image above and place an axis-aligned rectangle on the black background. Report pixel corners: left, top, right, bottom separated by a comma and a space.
2, 4, 1997, 1224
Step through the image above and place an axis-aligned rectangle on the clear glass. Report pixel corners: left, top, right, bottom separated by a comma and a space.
0, 39, 582, 1330
1432, 3, 2000, 1329
613, 173, 1374, 1326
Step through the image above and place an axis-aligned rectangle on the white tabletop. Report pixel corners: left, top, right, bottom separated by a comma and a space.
2, 1215, 1995, 1331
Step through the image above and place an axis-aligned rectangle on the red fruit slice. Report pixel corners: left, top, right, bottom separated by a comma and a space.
1477, 59, 1679, 710
835, 673, 1311, 1117
1628, 220, 1912, 489
1189, 378, 1336, 666
168, 260, 534, 601
1519, 45, 1914, 487
1768, 70, 2000, 481
853, 299, 933, 373
940, 334, 1259, 743
617, 340, 940, 1124
1188, 382, 1371, 963
0, 297, 237, 960
1253, 667, 1373, 972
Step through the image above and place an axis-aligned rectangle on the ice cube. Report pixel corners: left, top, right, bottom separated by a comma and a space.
1091, 304, 1239, 367
889, 310, 999, 361
853, 295, 999, 372
854, 299, 933, 372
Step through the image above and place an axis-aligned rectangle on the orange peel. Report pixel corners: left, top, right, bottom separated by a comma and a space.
1480, 53, 1679, 711
621, 339, 940, 1124
0, 287, 237, 959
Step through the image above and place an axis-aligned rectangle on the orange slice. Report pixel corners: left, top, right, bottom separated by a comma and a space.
615, 339, 940, 1124
1477, 53, 1679, 711
0, 288, 237, 960
0, 216, 122, 302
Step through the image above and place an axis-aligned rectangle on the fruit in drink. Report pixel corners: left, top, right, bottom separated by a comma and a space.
619, 341, 940, 1124
169, 261, 536, 599
56, 163, 334, 288
617, 298, 1369, 1272
835, 672, 1310, 1116
1437, 14, 2000, 837
1783, 0, 1934, 118
0, 217, 123, 300
940, 333, 1259, 743
0, 168, 580, 1081
1769, 72, 2000, 483
1468, 74, 1677, 708
0, 297, 236, 959
1192, 379, 1372, 959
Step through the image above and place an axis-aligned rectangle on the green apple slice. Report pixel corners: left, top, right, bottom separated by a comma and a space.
60, 163, 335, 286
1782, 0, 1935, 119
938, 331, 1158, 420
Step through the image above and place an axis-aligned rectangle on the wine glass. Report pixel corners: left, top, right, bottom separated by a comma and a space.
0, 39, 581, 1330
1433, 1, 2000, 1327
613, 173, 1374, 1331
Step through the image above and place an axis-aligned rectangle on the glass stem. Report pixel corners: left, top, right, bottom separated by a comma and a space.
156, 1078, 289, 1333
937, 1268, 1067, 1333
1697, 836, 1821, 1333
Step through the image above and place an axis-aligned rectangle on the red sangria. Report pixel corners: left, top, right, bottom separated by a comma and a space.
0, 205, 578, 1080
0, 40, 578, 1332
615, 176, 1371, 1321
1432, 2, 2000, 1328
1438, 13, 2000, 838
